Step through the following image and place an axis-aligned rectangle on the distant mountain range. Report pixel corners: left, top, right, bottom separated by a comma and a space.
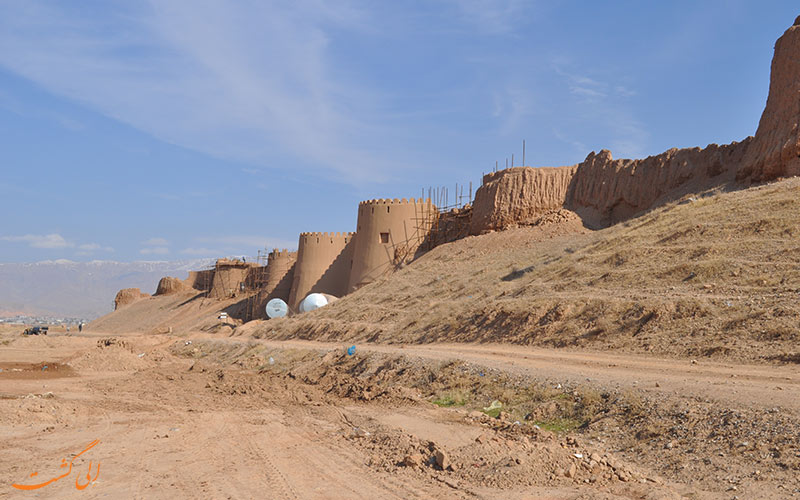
0, 259, 213, 319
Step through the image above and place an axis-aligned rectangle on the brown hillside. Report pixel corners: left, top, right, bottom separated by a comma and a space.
246, 177, 800, 363
91, 290, 245, 335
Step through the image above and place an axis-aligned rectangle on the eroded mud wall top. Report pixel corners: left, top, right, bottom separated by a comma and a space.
155, 277, 187, 296
114, 288, 149, 310
738, 21, 800, 182
471, 17, 800, 232
470, 166, 578, 234
566, 143, 751, 226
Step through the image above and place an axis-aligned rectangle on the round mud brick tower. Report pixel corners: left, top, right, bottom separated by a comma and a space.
348, 198, 436, 293
288, 232, 354, 311
265, 249, 297, 302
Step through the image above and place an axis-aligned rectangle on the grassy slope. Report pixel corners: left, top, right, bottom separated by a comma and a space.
253, 178, 800, 363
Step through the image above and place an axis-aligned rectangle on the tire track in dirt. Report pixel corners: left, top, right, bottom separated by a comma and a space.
255, 401, 447, 500
237, 422, 299, 500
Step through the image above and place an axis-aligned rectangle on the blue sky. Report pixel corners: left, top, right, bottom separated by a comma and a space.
0, 1, 797, 262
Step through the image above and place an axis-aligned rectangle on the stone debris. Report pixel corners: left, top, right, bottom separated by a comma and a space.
402, 453, 424, 468
434, 448, 453, 471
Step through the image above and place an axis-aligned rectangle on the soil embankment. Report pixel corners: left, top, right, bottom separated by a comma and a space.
1, 329, 798, 498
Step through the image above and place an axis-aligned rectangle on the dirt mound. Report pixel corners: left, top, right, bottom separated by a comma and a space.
155, 276, 187, 296
168, 340, 799, 497
527, 208, 582, 227
0, 361, 76, 380
113, 287, 149, 309
173, 342, 666, 490
67, 337, 155, 371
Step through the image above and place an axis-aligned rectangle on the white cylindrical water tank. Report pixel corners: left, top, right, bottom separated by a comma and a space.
299, 293, 328, 313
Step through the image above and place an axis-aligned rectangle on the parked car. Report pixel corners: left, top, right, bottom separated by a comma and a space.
22, 326, 48, 335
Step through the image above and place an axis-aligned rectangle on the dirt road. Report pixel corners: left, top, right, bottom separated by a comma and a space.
0, 333, 468, 499
253, 339, 800, 411
1, 331, 798, 499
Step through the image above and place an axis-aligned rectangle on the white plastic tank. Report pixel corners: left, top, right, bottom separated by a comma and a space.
265, 298, 289, 319
299, 293, 328, 313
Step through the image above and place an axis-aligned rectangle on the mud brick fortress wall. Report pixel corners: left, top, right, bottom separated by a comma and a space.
265, 249, 296, 303
154, 17, 800, 319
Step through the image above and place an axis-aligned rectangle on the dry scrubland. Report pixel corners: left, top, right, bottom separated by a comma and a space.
249, 177, 800, 364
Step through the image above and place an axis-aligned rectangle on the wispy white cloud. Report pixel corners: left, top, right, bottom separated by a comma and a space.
450, 0, 529, 35
570, 86, 606, 99
0, 234, 115, 255
615, 85, 636, 98
139, 237, 170, 255
179, 235, 297, 257
139, 247, 170, 255
0, 1, 395, 184
1, 233, 72, 249
78, 243, 114, 252
179, 247, 221, 256
552, 63, 648, 160
76, 242, 114, 256
491, 84, 535, 135
552, 128, 587, 159
558, 70, 608, 101
194, 235, 296, 249
141, 237, 169, 246
567, 79, 634, 100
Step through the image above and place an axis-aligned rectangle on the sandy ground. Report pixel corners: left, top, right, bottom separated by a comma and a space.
2, 330, 799, 499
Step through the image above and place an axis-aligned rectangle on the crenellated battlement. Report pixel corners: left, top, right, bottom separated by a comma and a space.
358, 197, 433, 206
268, 248, 295, 259
299, 231, 355, 239
215, 257, 257, 268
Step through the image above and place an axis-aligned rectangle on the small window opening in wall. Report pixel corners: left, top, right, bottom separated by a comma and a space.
371, 207, 374, 214
316, 237, 319, 243
380, 232, 389, 244
387, 206, 390, 213
350, 259, 353, 268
